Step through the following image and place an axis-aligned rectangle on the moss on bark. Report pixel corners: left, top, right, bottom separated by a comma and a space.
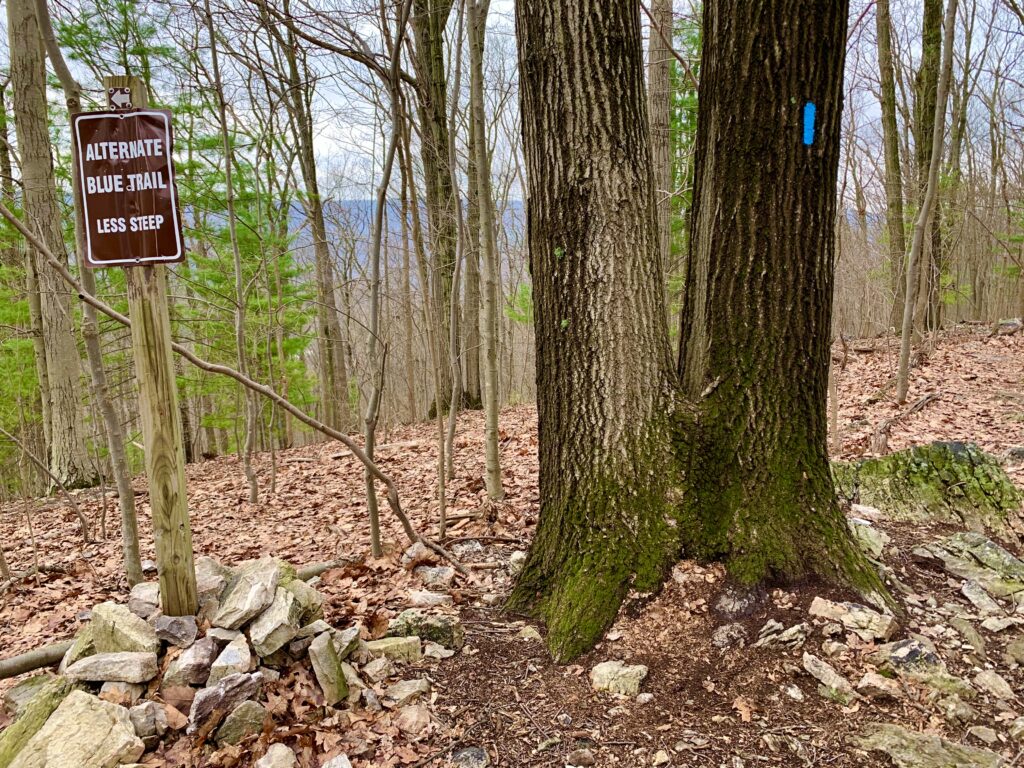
834, 442, 1022, 538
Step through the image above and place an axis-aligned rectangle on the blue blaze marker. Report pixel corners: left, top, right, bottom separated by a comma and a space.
803, 102, 817, 146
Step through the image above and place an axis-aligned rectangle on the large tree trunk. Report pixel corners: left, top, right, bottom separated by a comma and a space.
411, 0, 458, 414
7, 0, 94, 489
877, 0, 908, 330
676, 0, 879, 595
647, 0, 673, 285
508, 0, 680, 662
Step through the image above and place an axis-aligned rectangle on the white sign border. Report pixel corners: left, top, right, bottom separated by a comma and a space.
73, 110, 185, 267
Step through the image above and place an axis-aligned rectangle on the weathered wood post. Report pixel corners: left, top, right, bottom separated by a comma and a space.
100, 75, 197, 615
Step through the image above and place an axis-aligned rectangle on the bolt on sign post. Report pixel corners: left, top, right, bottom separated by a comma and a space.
71, 75, 197, 616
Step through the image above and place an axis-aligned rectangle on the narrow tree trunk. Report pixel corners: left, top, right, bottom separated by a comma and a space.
508, 0, 679, 662
877, 0, 908, 330
468, 0, 504, 501
676, 0, 882, 596
7, 0, 94, 489
647, 0, 673, 283
463, 107, 484, 410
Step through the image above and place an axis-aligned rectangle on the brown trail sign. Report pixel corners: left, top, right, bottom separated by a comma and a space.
71, 108, 184, 266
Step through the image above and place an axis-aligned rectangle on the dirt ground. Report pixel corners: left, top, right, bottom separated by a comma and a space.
1, 327, 1023, 766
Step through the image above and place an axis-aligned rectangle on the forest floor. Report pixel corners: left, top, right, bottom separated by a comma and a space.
1, 325, 1023, 767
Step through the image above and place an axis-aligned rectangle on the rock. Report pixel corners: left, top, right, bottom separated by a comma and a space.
212, 556, 279, 630
127, 582, 160, 619
968, 726, 999, 745
163, 703, 189, 731
409, 590, 453, 608
309, 631, 348, 706
452, 746, 490, 767
653, 750, 670, 766
808, 597, 897, 641
1006, 637, 1024, 665
208, 634, 253, 686
98, 681, 144, 707
331, 625, 362, 660
711, 623, 747, 649
57, 624, 95, 672
365, 636, 422, 663
7, 690, 144, 768
401, 542, 437, 570
91, 601, 160, 654
636, 692, 655, 704
1009, 717, 1024, 742
341, 663, 366, 705
424, 641, 455, 659
565, 748, 595, 766
294, 620, 332, 640
981, 616, 1020, 633
413, 565, 456, 589
249, 588, 302, 657
3, 675, 54, 719
590, 661, 648, 696
851, 723, 1003, 768
0, 677, 73, 766
164, 636, 220, 686
65, 652, 158, 683
849, 519, 891, 559
868, 638, 941, 671
508, 550, 528, 575
215, 700, 266, 745
207, 627, 242, 644
255, 743, 297, 768
801, 653, 854, 704
383, 678, 430, 707
516, 626, 543, 642
782, 684, 804, 702
922, 534, 1024, 597
962, 581, 1003, 615
911, 670, 977, 699
150, 614, 198, 648
856, 672, 902, 699
713, 585, 766, 619
195, 555, 231, 601
832, 442, 1022, 537
387, 609, 464, 649
322, 756, 353, 768
394, 703, 430, 736
282, 578, 324, 624
187, 672, 263, 734
362, 656, 395, 683
129, 700, 169, 749
362, 689, 382, 712
950, 618, 987, 660
940, 695, 980, 725
753, 622, 807, 648
974, 669, 1015, 700
141, 559, 158, 574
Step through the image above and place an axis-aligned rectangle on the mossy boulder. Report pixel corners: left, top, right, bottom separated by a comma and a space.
833, 442, 1022, 538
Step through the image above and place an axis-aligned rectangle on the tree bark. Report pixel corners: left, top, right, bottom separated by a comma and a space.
508, 0, 680, 661
463, 106, 483, 410
877, 0, 908, 329
7, 0, 94, 489
647, 0, 673, 283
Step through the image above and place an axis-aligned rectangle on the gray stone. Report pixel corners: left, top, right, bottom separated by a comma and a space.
288, 636, 314, 657
981, 616, 1021, 633
974, 669, 1015, 700
127, 582, 160, 619
713, 585, 766, 619
8, 690, 144, 768
962, 581, 1003, 615
711, 623, 747, 649
164, 637, 219, 686
250, 588, 302, 657
282, 579, 324, 624
207, 627, 242, 644
452, 746, 490, 767
1009, 717, 1024, 742
424, 641, 455, 659
98, 681, 144, 706
851, 723, 1004, 768
295, 620, 332, 640
65, 652, 158, 683
868, 638, 942, 671
968, 726, 999, 745
849, 519, 891, 559
91, 601, 160, 654
362, 689, 382, 712
3, 675, 54, 718
331, 624, 362, 659
321, 756, 353, 768
1005, 637, 1024, 665
808, 597, 897, 641
362, 656, 395, 683
187, 672, 263, 734
383, 678, 430, 707
753, 621, 807, 648
215, 700, 266, 745
802, 653, 854, 704
341, 663, 365, 705
950, 618, 987, 660
150, 614, 198, 648
590, 660, 648, 696
57, 624, 95, 673
195, 556, 231, 601
508, 551, 528, 575
394, 703, 430, 735
129, 700, 169, 749
309, 632, 348, 706
565, 748, 595, 766
365, 636, 422, 663
208, 634, 253, 686
212, 556, 279, 630
255, 743, 297, 768
387, 609, 464, 649
401, 542, 436, 569
409, 590, 453, 608
940, 695, 980, 725
414, 565, 455, 589
856, 672, 902, 699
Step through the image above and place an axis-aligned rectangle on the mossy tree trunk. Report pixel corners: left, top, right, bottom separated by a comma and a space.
508, 0, 681, 662
511, 0, 886, 661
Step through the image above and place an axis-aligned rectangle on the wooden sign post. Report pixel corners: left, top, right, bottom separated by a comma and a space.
74, 75, 198, 616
